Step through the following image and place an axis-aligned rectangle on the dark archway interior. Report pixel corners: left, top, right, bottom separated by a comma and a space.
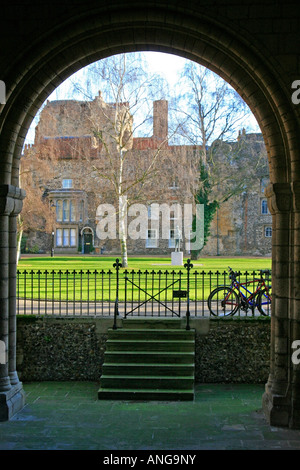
1, 1, 300, 428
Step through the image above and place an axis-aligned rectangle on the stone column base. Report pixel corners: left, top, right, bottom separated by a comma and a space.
262, 389, 291, 428
0, 382, 25, 421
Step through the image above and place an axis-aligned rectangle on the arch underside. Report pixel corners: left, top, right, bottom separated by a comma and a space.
0, 6, 298, 188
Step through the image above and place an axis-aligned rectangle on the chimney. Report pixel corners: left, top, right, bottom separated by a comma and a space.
153, 100, 168, 142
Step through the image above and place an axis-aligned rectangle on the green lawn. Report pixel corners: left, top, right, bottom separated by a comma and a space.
18, 254, 271, 272
17, 255, 271, 303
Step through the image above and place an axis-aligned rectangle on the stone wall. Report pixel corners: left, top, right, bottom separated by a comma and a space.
16, 316, 270, 384
195, 318, 270, 383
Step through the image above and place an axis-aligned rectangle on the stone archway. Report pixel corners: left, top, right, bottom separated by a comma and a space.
0, 2, 300, 427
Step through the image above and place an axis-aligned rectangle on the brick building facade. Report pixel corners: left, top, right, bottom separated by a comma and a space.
23, 94, 271, 257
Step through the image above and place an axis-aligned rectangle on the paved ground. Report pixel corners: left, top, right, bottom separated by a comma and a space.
1, 382, 300, 452
17, 300, 264, 317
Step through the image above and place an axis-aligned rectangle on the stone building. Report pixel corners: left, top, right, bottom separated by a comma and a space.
202, 132, 272, 257
22, 94, 271, 257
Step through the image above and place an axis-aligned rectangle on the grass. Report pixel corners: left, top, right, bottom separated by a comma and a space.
17, 255, 271, 302
18, 254, 271, 272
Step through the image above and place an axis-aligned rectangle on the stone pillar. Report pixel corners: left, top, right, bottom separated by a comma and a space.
0, 184, 25, 421
0, 210, 11, 394
262, 182, 294, 427
290, 182, 300, 428
9, 189, 24, 385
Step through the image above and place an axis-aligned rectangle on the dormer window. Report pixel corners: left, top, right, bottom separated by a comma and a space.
62, 179, 73, 189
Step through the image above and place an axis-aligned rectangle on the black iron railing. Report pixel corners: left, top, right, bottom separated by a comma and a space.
16, 260, 272, 319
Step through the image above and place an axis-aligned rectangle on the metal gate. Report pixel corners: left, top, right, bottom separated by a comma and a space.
112, 258, 193, 330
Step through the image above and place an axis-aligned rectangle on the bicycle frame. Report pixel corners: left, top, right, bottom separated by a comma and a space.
223, 269, 271, 312
207, 267, 272, 316
230, 277, 268, 309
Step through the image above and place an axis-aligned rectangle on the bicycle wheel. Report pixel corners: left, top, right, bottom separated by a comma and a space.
207, 286, 239, 316
257, 286, 272, 315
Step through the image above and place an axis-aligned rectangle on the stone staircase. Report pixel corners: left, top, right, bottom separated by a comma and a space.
98, 318, 195, 401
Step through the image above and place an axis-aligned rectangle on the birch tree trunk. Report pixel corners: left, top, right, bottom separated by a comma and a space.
119, 196, 128, 267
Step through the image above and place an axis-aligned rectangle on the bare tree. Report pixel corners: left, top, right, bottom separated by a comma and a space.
208, 133, 269, 205
171, 62, 263, 257
66, 53, 179, 267
18, 147, 56, 262
172, 62, 251, 152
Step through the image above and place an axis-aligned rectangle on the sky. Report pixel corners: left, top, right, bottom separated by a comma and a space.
25, 52, 260, 144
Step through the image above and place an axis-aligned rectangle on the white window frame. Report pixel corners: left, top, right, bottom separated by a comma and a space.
56, 200, 62, 222
261, 177, 269, 194
261, 199, 269, 215
62, 179, 73, 189
56, 228, 63, 247
70, 200, 76, 222
56, 228, 77, 247
63, 199, 69, 221
70, 228, 77, 247
63, 228, 70, 246
265, 226, 272, 238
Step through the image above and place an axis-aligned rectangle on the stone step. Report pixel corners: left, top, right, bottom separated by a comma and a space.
98, 388, 194, 401
105, 339, 195, 352
103, 351, 195, 364
99, 375, 194, 390
108, 328, 195, 340
98, 320, 195, 401
102, 363, 195, 376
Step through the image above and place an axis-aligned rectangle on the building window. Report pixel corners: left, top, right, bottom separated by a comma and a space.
62, 179, 73, 189
63, 228, 69, 246
261, 177, 269, 193
63, 200, 70, 221
265, 226, 272, 238
79, 200, 84, 222
169, 229, 175, 248
56, 228, 63, 246
147, 204, 159, 221
146, 229, 158, 248
70, 200, 76, 222
56, 200, 62, 221
261, 199, 269, 215
56, 228, 77, 247
57, 199, 77, 222
70, 228, 76, 247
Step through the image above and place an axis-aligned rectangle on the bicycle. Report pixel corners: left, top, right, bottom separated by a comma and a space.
207, 267, 272, 316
